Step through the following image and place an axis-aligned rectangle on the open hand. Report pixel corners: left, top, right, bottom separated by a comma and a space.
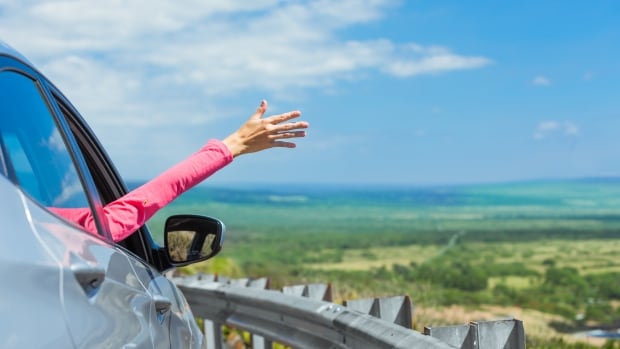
222, 100, 309, 157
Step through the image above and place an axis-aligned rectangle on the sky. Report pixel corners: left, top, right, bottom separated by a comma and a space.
0, 1, 618, 186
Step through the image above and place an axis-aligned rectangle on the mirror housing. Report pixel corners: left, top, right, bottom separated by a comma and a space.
164, 214, 224, 266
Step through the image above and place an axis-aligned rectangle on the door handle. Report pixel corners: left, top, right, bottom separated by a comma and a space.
153, 295, 172, 325
153, 295, 172, 314
71, 263, 105, 297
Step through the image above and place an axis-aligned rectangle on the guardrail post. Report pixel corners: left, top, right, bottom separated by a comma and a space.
172, 273, 262, 349
424, 324, 477, 348
204, 320, 224, 349
282, 283, 332, 301
424, 318, 525, 349
187, 274, 222, 349
245, 278, 272, 349
214, 276, 272, 349
475, 319, 525, 349
344, 295, 413, 329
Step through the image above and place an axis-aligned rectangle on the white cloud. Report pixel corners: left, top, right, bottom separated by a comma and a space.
533, 120, 580, 140
385, 54, 491, 77
532, 75, 551, 86
0, 1, 490, 122
0, 0, 491, 179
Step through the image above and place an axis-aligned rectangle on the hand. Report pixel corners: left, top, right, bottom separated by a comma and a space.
222, 100, 309, 157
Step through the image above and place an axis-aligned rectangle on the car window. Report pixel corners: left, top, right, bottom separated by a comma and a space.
0, 71, 93, 212
51, 91, 154, 262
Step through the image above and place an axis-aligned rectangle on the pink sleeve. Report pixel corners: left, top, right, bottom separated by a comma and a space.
48, 207, 94, 232
51, 139, 233, 242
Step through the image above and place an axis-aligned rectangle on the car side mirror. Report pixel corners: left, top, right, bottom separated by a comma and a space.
164, 214, 224, 266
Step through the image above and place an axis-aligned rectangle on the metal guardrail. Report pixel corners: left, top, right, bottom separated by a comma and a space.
172, 274, 526, 349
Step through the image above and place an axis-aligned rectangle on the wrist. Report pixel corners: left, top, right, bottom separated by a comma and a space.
222, 134, 243, 158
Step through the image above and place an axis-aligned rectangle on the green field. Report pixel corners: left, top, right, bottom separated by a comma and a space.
144, 179, 620, 347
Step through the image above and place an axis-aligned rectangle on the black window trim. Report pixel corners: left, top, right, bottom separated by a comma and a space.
0, 132, 11, 178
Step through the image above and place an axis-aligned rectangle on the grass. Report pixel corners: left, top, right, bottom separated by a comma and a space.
148, 181, 620, 348
488, 276, 534, 290
414, 304, 609, 348
304, 239, 620, 276
307, 245, 440, 271
180, 237, 620, 348
300, 238, 620, 348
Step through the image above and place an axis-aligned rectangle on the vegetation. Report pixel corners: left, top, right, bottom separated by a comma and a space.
144, 180, 620, 347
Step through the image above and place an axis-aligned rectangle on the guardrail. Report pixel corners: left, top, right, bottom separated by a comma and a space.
172, 274, 526, 349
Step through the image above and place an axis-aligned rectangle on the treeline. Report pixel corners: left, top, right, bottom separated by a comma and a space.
223, 227, 620, 266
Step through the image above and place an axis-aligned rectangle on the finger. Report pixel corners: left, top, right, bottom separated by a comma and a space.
250, 100, 268, 120
274, 121, 309, 132
266, 110, 302, 124
270, 141, 297, 148
268, 131, 307, 140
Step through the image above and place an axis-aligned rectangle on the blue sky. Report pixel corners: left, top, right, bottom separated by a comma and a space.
1, 1, 618, 185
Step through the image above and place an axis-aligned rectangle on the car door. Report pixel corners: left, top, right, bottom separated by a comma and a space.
0, 62, 160, 348
24, 200, 157, 349
128, 256, 202, 348
0, 176, 75, 349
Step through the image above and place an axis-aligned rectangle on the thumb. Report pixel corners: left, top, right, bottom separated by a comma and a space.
250, 100, 268, 119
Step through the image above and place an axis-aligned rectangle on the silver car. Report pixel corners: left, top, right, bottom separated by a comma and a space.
0, 40, 222, 348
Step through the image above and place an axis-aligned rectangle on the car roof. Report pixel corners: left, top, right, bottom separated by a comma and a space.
0, 39, 36, 67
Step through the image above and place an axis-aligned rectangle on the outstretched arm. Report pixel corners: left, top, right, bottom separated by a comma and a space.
51, 139, 233, 241
53, 100, 308, 242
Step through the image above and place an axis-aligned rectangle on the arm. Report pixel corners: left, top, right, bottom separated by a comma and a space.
53, 100, 308, 242
50, 139, 232, 241
102, 139, 233, 241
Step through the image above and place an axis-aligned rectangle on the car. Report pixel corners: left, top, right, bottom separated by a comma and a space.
0, 39, 223, 348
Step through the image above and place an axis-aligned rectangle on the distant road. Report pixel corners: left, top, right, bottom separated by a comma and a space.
426, 230, 466, 263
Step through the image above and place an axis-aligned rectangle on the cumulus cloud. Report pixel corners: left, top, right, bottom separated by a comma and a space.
384, 44, 491, 77
533, 121, 580, 140
0, 1, 492, 179
0, 0, 490, 126
532, 75, 551, 86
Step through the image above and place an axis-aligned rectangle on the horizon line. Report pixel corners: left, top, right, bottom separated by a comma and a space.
124, 175, 620, 189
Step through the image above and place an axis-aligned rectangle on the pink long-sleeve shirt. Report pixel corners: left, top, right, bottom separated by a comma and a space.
50, 139, 233, 242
